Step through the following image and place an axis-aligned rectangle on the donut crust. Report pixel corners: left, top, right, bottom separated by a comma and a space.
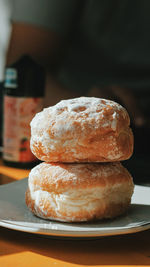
30, 97, 133, 162
25, 162, 134, 222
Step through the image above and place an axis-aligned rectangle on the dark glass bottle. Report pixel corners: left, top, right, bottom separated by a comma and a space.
3, 55, 45, 168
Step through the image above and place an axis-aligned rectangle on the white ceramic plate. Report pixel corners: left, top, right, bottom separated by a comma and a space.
0, 178, 150, 238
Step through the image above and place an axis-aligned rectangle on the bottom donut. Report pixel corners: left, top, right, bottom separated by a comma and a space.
25, 162, 134, 222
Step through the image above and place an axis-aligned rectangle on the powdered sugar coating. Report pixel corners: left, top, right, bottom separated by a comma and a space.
26, 162, 134, 222
30, 97, 133, 162
28, 161, 133, 191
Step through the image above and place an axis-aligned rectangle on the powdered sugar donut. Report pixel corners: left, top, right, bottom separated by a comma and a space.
25, 162, 134, 222
30, 97, 133, 162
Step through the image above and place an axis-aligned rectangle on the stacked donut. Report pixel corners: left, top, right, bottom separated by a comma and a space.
26, 97, 134, 222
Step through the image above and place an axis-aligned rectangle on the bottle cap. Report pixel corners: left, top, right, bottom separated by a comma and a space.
12, 55, 45, 97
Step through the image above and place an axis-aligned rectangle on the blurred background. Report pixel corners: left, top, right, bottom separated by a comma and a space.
0, 0, 150, 183
0, 0, 12, 151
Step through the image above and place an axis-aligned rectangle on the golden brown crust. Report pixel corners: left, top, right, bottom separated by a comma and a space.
30, 97, 134, 162
25, 162, 134, 222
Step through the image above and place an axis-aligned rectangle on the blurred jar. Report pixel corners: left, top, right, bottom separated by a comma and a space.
3, 55, 45, 168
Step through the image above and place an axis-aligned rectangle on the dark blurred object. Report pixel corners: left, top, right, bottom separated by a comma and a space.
134, 127, 150, 154
115, 85, 150, 185
123, 153, 150, 185
123, 125, 150, 185
3, 55, 45, 169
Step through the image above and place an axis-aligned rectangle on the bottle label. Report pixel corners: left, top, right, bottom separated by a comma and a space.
3, 96, 44, 162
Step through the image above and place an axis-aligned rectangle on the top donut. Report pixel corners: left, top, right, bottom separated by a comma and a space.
30, 97, 134, 162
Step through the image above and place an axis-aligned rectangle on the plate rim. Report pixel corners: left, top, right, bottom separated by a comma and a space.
0, 178, 150, 238
1, 219, 150, 238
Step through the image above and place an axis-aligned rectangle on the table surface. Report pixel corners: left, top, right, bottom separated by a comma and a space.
0, 160, 150, 267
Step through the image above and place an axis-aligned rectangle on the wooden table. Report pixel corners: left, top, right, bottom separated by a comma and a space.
0, 161, 150, 267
